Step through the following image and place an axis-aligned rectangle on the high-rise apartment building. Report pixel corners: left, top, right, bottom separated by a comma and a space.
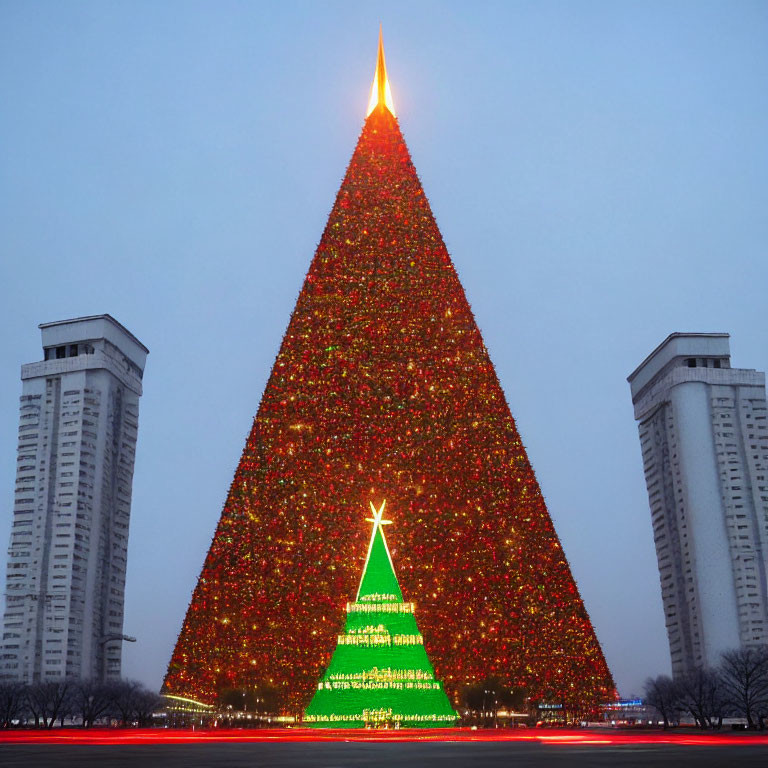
1, 315, 148, 683
628, 333, 768, 677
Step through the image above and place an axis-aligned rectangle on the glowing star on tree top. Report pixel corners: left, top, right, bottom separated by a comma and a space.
366, 26, 396, 117
358, 500, 400, 602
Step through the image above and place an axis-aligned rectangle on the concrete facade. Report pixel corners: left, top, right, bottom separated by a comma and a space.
1, 315, 147, 683
628, 333, 768, 676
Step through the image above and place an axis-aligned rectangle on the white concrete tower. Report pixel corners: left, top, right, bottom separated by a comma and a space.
628, 333, 768, 677
1, 315, 148, 683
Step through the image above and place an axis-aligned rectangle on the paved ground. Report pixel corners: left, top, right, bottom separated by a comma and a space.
2, 742, 768, 767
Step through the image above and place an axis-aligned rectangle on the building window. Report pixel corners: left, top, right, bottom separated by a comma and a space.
55, 346, 66, 359
687, 358, 696, 368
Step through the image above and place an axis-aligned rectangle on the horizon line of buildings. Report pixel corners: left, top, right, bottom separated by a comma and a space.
1, 318, 767, 688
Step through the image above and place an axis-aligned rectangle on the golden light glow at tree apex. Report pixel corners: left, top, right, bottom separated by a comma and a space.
366, 26, 395, 117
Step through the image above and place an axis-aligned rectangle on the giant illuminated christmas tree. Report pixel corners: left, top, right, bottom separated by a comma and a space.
163, 32, 615, 716
304, 501, 457, 728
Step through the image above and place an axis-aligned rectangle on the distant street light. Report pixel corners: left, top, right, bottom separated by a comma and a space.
100, 633, 137, 644
98, 633, 137, 682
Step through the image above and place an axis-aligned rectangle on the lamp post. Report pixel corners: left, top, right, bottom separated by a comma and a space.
99, 633, 136, 682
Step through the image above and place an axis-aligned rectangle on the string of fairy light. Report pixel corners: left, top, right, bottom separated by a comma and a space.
163, 103, 615, 717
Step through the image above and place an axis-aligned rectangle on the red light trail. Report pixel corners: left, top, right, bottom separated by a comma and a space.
1, 728, 767, 747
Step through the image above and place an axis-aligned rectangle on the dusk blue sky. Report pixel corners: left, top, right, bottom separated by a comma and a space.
1, 1, 767, 697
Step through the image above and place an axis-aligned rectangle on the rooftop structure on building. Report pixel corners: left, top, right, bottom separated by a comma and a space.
1, 314, 148, 683
628, 332, 768, 676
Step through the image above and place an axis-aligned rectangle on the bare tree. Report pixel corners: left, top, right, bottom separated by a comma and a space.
643, 675, 680, 729
133, 689, 163, 727
24, 680, 72, 729
719, 646, 768, 729
108, 679, 142, 726
677, 668, 728, 729
105, 679, 162, 727
71, 679, 113, 728
0, 682, 27, 728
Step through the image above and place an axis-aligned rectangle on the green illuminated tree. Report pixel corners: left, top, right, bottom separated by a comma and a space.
304, 502, 457, 728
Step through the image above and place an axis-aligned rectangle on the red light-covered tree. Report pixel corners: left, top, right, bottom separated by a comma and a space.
163, 38, 614, 718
